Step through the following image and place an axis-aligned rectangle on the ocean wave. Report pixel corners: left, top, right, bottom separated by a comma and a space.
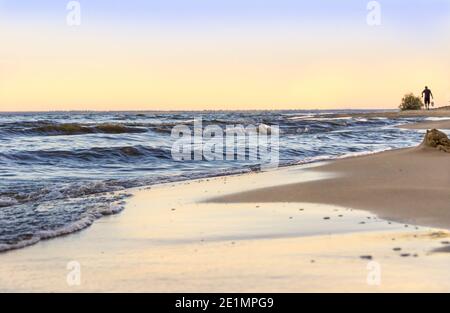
0, 197, 18, 207
0, 145, 173, 163
0, 195, 128, 253
0, 180, 124, 210
32, 123, 147, 135
287, 115, 316, 120
0, 121, 147, 136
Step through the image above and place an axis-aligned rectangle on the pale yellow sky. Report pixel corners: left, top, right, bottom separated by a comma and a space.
1, 16, 449, 111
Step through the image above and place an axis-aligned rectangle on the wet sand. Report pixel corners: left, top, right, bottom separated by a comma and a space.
399, 119, 450, 130
325, 108, 450, 119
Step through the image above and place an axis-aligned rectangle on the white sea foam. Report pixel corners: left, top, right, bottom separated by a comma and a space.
298, 116, 353, 121
296, 148, 394, 165
0, 236, 41, 253
0, 197, 18, 207
287, 115, 316, 120
0, 200, 127, 253
425, 117, 450, 122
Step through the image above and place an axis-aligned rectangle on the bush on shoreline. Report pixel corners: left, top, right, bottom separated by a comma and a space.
399, 93, 423, 111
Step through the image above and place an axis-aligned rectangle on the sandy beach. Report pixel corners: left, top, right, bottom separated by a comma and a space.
1, 121, 450, 292
1, 169, 449, 292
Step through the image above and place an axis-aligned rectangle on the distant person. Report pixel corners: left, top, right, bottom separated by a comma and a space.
422, 86, 434, 110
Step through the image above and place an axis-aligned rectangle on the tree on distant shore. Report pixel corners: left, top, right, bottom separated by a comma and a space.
399, 93, 424, 111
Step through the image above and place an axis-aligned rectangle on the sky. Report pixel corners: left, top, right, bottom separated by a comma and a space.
0, 0, 449, 111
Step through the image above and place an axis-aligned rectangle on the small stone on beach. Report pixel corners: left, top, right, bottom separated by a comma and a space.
400, 253, 411, 258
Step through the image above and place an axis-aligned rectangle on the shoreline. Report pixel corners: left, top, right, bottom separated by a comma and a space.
1, 143, 450, 291
0, 150, 389, 255
0, 143, 423, 255
0, 116, 449, 254
319, 108, 450, 119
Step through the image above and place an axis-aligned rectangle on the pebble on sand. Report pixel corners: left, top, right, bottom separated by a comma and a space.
400, 253, 411, 258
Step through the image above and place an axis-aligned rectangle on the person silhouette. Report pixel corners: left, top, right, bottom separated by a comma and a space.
422, 86, 434, 110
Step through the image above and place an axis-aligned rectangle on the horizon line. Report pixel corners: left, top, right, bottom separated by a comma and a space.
0, 108, 399, 114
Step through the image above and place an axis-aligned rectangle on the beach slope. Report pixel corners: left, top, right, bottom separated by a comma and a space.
211, 137, 450, 229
